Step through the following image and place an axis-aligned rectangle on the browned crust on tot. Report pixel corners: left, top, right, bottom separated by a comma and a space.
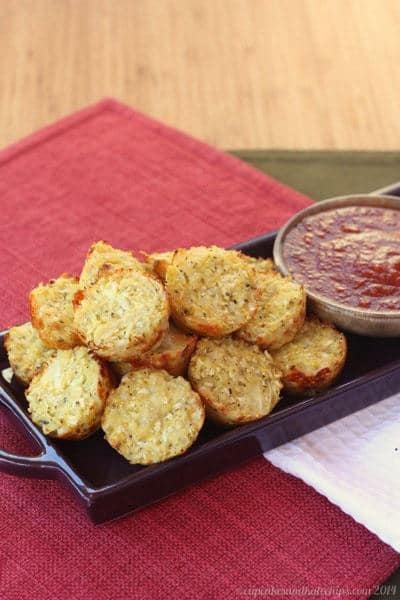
141, 250, 177, 282
130, 325, 198, 376
72, 289, 85, 308
79, 240, 144, 289
170, 314, 225, 338
29, 273, 81, 349
272, 318, 347, 396
97, 358, 116, 400
281, 345, 346, 395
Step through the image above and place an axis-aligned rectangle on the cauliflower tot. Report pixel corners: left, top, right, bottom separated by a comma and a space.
26, 347, 113, 439
73, 268, 169, 361
271, 317, 347, 395
29, 273, 81, 349
189, 337, 282, 426
102, 368, 205, 465
4, 322, 56, 384
166, 246, 258, 336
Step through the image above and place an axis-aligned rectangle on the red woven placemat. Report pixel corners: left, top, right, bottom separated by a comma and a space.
0, 99, 398, 600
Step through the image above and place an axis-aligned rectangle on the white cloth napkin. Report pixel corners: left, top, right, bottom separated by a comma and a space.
265, 393, 400, 552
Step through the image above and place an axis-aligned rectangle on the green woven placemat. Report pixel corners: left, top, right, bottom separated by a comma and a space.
232, 150, 400, 200
232, 148, 400, 599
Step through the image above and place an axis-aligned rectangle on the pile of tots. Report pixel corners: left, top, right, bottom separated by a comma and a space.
5, 241, 347, 465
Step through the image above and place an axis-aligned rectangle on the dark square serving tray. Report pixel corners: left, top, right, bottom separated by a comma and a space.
1, 182, 400, 523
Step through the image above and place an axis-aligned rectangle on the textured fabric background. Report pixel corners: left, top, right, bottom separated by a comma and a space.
0, 100, 399, 600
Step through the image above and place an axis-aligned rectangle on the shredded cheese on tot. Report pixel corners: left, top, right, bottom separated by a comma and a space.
73, 268, 169, 361
241, 255, 277, 274
102, 368, 205, 465
237, 272, 306, 350
26, 347, 113, 439
188, 336, 282, 426
166, 246, 258, 336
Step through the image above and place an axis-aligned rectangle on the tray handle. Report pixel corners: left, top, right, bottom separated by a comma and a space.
0, 386, 57, 479
0, 448, 56, 479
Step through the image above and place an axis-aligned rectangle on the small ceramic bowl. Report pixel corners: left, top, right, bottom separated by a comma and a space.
273, 194, 400, 337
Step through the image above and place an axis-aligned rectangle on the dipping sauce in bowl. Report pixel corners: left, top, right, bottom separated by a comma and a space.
283, 205, 400, 311
274, 195, 400, 337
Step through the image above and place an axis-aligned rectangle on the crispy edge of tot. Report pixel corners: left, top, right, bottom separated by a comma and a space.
271, 317, 347, 396
141, 250, 177, 282
26, 350, 114, 440
110, 361, 132, 380
73, 268, 169, 361
29, 273, 81, 349
130, 324, 198, 376
79, 240, 144, 289
166, 246, 258, 337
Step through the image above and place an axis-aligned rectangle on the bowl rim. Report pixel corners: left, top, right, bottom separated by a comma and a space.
273, 193, 400, 320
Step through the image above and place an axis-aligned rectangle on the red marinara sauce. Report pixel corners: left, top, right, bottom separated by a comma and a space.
283, 205, 400, 311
